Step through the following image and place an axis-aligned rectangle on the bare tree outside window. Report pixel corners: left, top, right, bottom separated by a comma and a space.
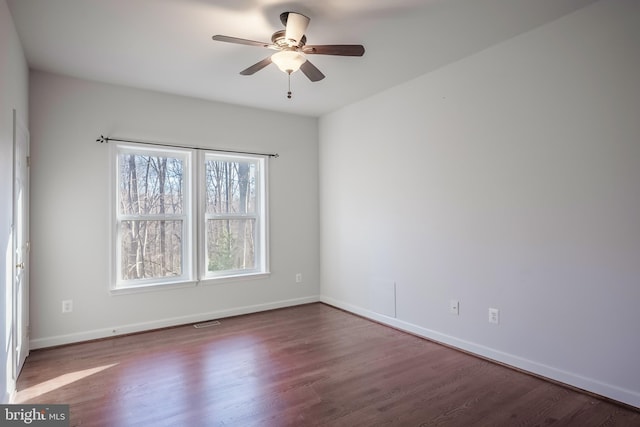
118, 152, 185, 281
204, 156, 258, 274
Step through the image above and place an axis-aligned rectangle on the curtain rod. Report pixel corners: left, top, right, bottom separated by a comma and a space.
96, 135, 279, 158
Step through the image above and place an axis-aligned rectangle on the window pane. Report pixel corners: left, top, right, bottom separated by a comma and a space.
207, 218, 256, 272
119, 153, 184, 215
120, 220, 183, 280
205, 159, 256, 214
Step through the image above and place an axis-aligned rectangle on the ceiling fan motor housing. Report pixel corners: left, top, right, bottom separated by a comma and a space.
271, 30, 307, 50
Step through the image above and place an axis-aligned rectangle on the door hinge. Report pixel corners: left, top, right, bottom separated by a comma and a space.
26, 156, 31, 167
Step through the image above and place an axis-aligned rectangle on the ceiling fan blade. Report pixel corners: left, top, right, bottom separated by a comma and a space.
240, 57, 272, 75
302, 45, 365, 56
283, 12, 310, 46
300, 60, 325, 82
212, 35, 275, 49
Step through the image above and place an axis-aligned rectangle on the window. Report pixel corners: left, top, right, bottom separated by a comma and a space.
203, 153, 266, 278
114, 145, 193, 287
111, 143, 268, 291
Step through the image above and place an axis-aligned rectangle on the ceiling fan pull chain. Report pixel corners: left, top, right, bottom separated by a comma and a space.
287, 71, 293, 99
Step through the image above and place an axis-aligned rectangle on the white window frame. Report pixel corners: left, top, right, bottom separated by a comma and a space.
199, 152, 268, 281
110, 143, 195, 292
109, 142, 269, 293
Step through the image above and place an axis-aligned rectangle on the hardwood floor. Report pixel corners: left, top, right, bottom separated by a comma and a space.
14, 303, 639, 426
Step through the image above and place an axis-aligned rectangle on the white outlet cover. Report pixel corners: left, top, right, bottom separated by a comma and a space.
62, 300, 73, 313
489, 308, 499, 324
449, 300, 459, 315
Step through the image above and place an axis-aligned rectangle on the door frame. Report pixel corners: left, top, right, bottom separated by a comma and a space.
11, 109, 30, 384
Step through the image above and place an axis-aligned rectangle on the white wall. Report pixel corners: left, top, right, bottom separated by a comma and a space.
29, 71, 319, 348
319, 0, 640, 408
0, 0, 29, 404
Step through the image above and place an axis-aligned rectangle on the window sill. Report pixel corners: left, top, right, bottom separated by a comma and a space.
110, 280, 198, 296
199, 271, 271, 286
109, 272, 271, 295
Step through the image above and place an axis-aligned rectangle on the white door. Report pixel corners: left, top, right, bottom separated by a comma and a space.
13, 110, 30, 378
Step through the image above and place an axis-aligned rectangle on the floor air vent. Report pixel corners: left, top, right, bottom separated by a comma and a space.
193, 320, 221, 329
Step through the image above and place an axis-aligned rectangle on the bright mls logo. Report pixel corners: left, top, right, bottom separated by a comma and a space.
1, 405, 69, 426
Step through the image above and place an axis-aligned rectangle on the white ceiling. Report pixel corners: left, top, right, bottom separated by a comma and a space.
8, 0, 596, 117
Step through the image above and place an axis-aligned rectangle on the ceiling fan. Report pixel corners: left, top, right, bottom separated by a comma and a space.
212, 12, 365, 98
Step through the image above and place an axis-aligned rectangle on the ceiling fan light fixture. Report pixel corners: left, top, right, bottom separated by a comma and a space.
271, 50, 306, 74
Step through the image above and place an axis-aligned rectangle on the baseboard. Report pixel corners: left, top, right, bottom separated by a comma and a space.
320, 295, 640, 410
30, 296, 320, 350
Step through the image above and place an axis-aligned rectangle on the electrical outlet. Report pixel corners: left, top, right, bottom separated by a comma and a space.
62, 299, 73, 314
295, 273, 302, 283
449, 299, 459, 315
489, 308, 499, 324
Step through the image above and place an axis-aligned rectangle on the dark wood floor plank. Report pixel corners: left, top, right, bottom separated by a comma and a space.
14, 303, 639, 426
